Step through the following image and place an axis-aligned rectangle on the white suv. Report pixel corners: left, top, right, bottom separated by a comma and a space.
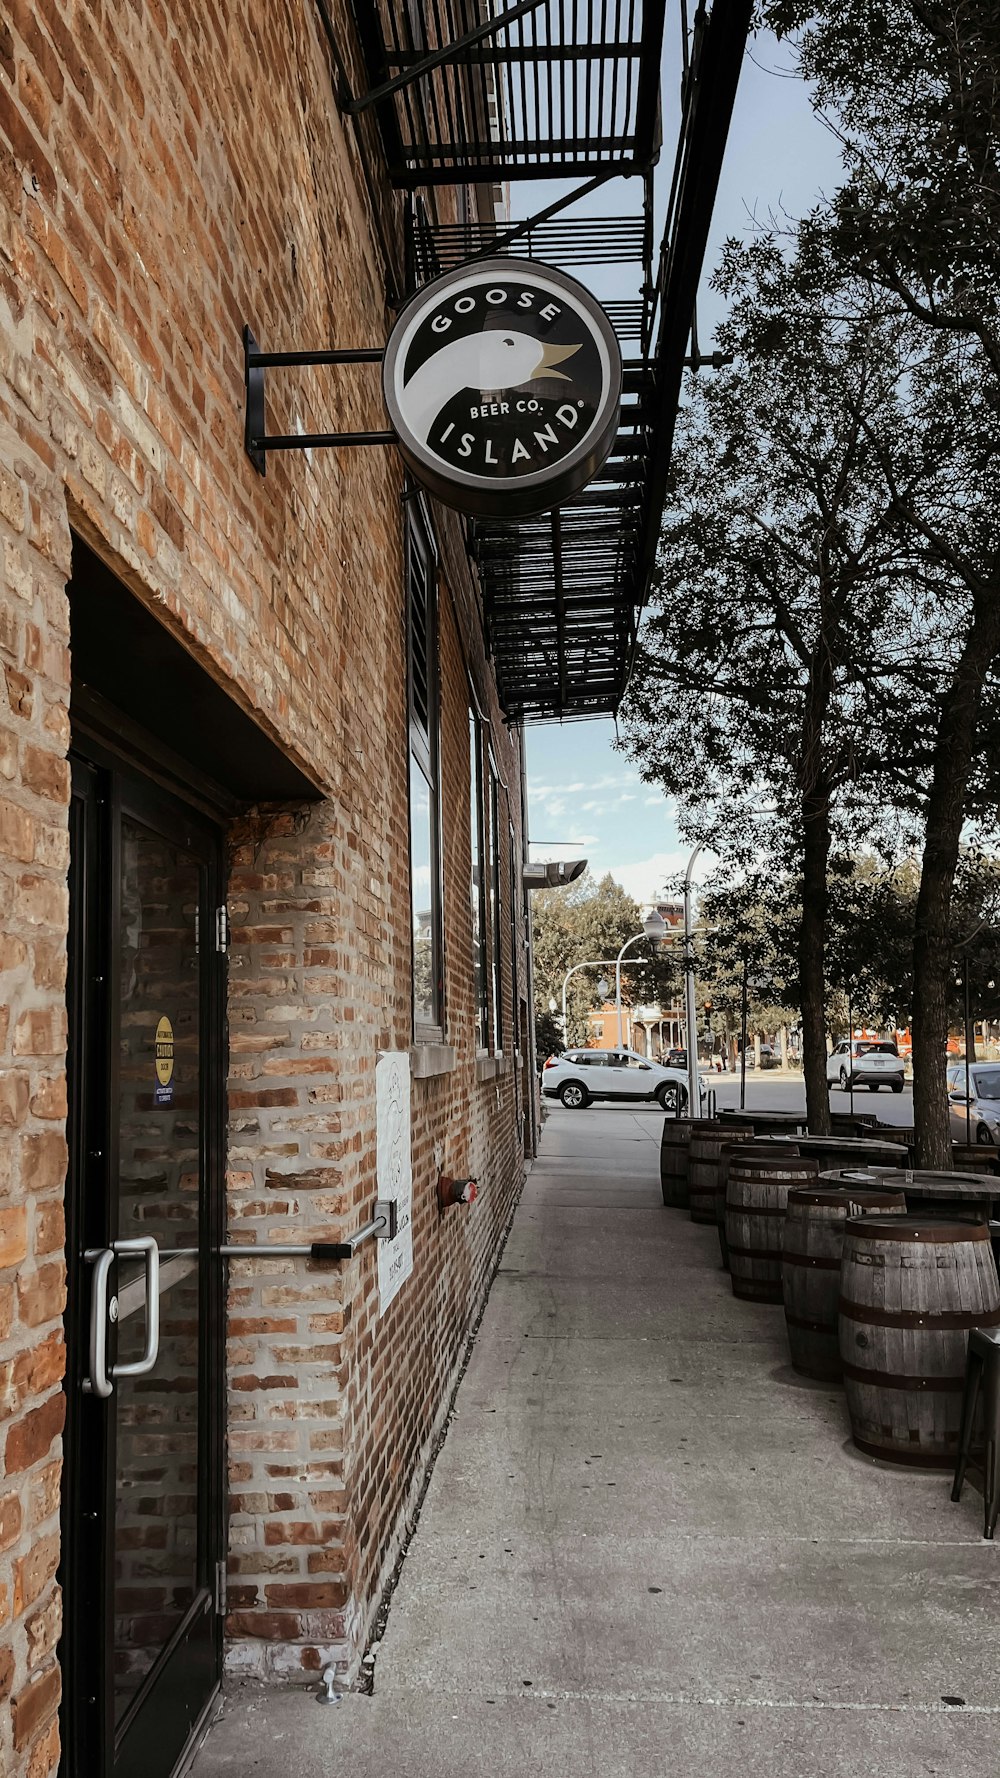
541, 1047, 703, 1111
826, 1039, 905, 1093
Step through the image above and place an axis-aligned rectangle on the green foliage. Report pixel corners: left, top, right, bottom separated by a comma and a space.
621, 235, 974, 850
764, 0, 1000, 380
530, 870, 679, 1051
697, 849, 1000, 1034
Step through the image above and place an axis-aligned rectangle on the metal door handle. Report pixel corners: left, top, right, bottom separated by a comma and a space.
111, 1237, 160, 1379
82, 1236, 160, 1396
82, 1247, 116, 1397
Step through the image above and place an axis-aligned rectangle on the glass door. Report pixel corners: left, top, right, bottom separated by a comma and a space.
62, 746, 225, 1778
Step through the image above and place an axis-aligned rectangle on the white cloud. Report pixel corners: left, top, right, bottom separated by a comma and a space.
527, 769, 641, 802
583, 849, 716, 905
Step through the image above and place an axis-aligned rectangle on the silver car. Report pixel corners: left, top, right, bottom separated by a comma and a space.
947, 1062, 1000, 1145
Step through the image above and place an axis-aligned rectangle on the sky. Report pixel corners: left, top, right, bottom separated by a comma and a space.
523, 25, 844, 908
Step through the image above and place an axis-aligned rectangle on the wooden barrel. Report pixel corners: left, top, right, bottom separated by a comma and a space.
953, 1144, 1000, 1178
688, 1120, 753, 1224
829, 1111, 878, 1137
795, 1135, 908, 1175
714, 1133, 765, 1267
873, 1123, 916, 1159
718, 1109, 806, 1136
781, 1185, 906, 1379
839, 1215, 1000, 1465
725, 1150, 820, 1302
659, 1117, 692, 1207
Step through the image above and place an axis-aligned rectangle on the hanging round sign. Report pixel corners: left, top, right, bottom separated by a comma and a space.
382, 258, 622, 520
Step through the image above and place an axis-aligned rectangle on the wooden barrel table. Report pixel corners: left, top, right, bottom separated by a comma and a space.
688, 1119, 753, 1225
795, 1135, 908, 1174
718, 1109, 807, 1136
781, 1185, 906, 1379
873, 1123, 916, 1160
864, 1168, 998, 1224
953, 1144, 1000, 1178
725, 1149, 819, 1302
659, 1117, 693, 1207
840, 1215, 1000, 1465
829, 1111, 879, 1138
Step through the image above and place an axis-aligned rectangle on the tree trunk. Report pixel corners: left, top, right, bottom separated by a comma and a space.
912, 596, 1000, 1167
800, 784, 832, 1132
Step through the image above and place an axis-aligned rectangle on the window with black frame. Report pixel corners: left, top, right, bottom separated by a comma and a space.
487, 753, 503, 1053
508, 821, 520, 1046
469, 711, 488, 1052
407, 503, 443, 1036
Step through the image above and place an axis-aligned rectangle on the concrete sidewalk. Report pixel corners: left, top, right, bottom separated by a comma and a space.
192, 1105, 999, 1777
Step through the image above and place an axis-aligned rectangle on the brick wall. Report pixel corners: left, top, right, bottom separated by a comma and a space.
223, 573, 526, 1680
0, 0, 531, 1769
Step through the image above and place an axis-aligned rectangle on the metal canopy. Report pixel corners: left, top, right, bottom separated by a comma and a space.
346, 0, 752, 720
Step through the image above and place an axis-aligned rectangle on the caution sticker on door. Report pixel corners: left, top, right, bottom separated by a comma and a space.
154, 1015, 174, 1106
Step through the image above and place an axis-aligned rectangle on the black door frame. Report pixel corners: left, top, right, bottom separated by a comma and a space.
61, 725, 228, 1778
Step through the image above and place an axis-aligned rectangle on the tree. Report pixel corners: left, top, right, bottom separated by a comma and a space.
620, 241, 948, 1131
530, 871, 677, 1053
693, 868, 800, 1048
697, 855, 918, 1044
761, 0, 1000, 1163
767, 0, 1000, 376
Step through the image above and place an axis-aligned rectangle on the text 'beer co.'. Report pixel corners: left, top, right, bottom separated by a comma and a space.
382, 259, 623, 519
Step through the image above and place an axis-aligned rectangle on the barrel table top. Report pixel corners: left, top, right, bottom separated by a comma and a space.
717, 1109, 807, 1131
872, 1167, 996, 1198
793, 1135, 908, 1159
744, 1134, 908, 1163
833, 1166, 999, 1219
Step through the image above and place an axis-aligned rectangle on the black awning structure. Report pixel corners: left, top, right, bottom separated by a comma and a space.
346, 0, 752, 720
346, 0, 666, 186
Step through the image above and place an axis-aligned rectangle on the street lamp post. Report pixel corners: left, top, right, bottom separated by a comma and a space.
615, 911, 667, 1046
560, 962, 612, 1048
961, 954, 972, 1139
848, 987, 854, 1116
683, 846, 708, 1120
739, 950, 749, 1112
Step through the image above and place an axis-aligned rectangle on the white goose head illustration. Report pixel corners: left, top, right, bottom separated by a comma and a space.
404, 329, 581, 446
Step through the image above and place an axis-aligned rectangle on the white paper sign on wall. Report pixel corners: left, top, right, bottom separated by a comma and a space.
376, 1051, 413, 1315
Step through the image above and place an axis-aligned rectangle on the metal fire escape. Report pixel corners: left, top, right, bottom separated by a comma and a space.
343, 0, 752, 721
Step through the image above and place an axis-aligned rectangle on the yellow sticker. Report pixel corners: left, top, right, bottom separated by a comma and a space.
155, 1016, 174, 1087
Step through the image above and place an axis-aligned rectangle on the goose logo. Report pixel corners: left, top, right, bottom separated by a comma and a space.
383, 259, 622, 519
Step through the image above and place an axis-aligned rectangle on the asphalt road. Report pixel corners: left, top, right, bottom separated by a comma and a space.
694, 1073, 916, 1127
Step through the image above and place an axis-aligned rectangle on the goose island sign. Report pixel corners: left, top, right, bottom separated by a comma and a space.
382, 258, 622, 520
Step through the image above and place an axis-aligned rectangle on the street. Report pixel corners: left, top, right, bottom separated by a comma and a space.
703, 1074, 915, 1128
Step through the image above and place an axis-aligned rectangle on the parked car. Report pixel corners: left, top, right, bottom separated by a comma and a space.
665, 1048, 687, 1070
541, 1048, 706, 1111
947, 1062, 1000, 1144
826, 1038, 905, 1093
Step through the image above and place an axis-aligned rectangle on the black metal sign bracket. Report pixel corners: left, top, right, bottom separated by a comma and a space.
243, 325, 394, 476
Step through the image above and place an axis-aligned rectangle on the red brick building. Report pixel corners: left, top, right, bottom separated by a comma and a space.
0, 6, 748, 1776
